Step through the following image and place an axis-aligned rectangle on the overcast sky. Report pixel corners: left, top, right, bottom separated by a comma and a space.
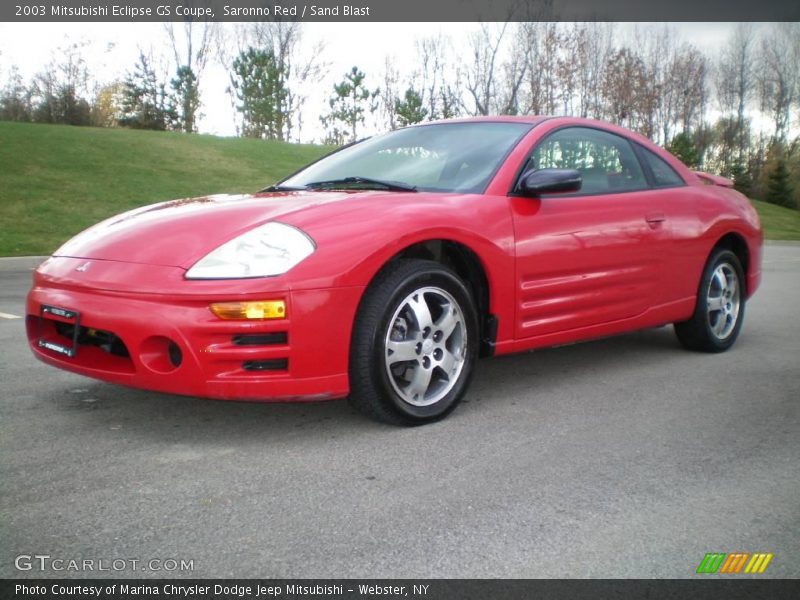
0, 22, 742, 141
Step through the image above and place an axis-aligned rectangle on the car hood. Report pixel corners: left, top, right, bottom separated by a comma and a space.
54, 191, 368, 269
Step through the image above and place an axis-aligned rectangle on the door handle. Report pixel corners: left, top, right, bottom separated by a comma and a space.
645, 213, 666, 228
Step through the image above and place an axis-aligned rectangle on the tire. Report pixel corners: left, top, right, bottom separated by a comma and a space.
674, 249, 746, 353
348, 259, 479, 425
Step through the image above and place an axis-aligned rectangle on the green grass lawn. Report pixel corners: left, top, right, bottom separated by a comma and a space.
1, 122, 798, 256
0, 122, 329, 256
751, 199, 800, 241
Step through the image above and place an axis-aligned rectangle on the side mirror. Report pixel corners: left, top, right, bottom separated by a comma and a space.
516, 168, 582, 197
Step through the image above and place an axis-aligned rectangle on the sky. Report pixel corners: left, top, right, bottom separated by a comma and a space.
0, 22, 741, 141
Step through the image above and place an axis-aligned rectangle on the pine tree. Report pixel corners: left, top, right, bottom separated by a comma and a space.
170, 66, 200, 133
394, 88, 428, 127
320, 67, 379, 145
230, 48, 288, 140
730, 162, 753, 197
666, 132, 700, 169
765, 158, 795, 208
119, 53, 171, 130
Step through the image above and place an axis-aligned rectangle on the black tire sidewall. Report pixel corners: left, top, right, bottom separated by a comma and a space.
369, 263, 478, 423
695, 249, 746, 351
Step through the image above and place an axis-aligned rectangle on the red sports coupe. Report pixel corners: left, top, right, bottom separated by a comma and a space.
26, 117, 762, 424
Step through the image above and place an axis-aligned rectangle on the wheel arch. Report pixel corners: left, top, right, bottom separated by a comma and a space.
359, 239, 498, 357
710, 232, 750, 294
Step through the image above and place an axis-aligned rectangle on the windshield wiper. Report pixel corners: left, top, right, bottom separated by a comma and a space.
261, 184, 308, 192
304, 176, 417, 192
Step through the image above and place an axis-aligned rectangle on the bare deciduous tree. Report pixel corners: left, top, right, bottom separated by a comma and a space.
573, 22, 615, 119
0, 65, 34, 121
463, 22, 509, 116
716, 24, 756, 164
602, 47, 647, 134
518, 22, 560, 116
671, 45, 708, 137
757, 23, 799, 144
380, 56, 400, 130
415, 34, 462, 120
31, 41, 92, 125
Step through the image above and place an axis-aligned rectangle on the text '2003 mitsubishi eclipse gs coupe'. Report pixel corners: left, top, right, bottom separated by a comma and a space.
27, 117, 762, 425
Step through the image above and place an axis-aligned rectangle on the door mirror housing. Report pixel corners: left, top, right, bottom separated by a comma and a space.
516, 168, 582, 197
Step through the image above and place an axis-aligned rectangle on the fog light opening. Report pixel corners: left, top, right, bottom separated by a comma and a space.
168, 342, 183, 368
140, 336, 183, 374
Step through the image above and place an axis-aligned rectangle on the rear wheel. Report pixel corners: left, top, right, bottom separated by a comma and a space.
674, 249, 745, 352
348, 259, 478, 425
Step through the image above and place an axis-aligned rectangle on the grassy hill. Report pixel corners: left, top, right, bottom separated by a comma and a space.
0, 122, 329, 256
1, 121, 798, 256
750, 199, 800, 241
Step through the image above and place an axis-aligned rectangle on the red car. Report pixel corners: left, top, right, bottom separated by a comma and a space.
26, 117, 762, 425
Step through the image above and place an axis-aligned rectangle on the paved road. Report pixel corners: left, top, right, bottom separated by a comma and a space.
1, 247, 798, 579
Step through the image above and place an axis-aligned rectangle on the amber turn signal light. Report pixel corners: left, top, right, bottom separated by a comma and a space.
209, 300, 286, 320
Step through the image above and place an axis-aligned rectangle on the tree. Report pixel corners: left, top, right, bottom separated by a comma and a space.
707, 116, 749, 177
561, 22, 615, 119
716, 24, 755, 165
632, 25, 676, 144
220, 22, 326, 141
30, 42, 91, 126
730, 162, 753, 197
0, 66, 33, 122
119, 52, 172, 130
254, 22, 326, 142
321, 67, 379, 145
671, 45, 708, 136
463, 23, 525, 116
602, 48, 648, 133
757, 24, 799, 145
165, 18, 216, 133
414, 34, 462, 121
380, 56, 400, 130
230, 47, 287, 140
91, 81, 124, 127
764, 148, 795, 208
170, 66, 200, 133
520, 22, 563, 116
394, 88, 428, 127
691, 124, 715, 170
667, 132, 700, 169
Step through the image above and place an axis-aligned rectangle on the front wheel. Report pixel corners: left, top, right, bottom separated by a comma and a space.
348, 259, 479, 425
674, 249, 746, 352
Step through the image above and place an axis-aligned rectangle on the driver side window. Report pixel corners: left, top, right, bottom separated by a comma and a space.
529, 127, 647, 195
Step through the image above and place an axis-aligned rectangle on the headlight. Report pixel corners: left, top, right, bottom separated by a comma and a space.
185, 222, 315, 279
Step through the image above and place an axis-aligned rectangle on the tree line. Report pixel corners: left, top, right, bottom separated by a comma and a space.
1, 22, 798, 208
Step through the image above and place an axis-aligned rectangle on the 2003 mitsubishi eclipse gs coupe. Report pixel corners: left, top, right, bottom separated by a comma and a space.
27, 117, 762, 425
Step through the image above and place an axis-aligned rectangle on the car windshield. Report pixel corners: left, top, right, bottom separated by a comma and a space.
280, 122, 533, 194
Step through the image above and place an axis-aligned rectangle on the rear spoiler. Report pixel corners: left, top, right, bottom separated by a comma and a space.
693, 171, 734, 188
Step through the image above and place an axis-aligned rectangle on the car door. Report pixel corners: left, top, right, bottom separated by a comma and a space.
509, 126, 669, 341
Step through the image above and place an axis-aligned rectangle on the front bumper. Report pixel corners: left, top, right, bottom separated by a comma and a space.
26, 258, 363, 401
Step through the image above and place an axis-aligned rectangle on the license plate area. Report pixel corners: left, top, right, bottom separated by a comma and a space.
38, 304, 81, 358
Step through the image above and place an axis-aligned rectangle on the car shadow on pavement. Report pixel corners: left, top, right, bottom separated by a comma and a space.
51, 325, 686, 440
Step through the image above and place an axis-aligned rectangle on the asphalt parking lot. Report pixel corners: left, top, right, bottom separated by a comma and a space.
1, 245, 798, 579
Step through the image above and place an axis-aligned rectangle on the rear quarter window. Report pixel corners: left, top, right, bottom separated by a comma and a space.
639, 146, 685, 188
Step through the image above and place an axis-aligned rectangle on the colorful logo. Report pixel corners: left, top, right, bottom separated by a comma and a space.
696, 552, 773, 574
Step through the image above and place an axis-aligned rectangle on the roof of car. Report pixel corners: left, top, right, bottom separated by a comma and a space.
420, 115, 551, 126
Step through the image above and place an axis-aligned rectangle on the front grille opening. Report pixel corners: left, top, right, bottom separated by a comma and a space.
54, 322, 130, 357
242, 359, 288, 372
232, 332, 287, 346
